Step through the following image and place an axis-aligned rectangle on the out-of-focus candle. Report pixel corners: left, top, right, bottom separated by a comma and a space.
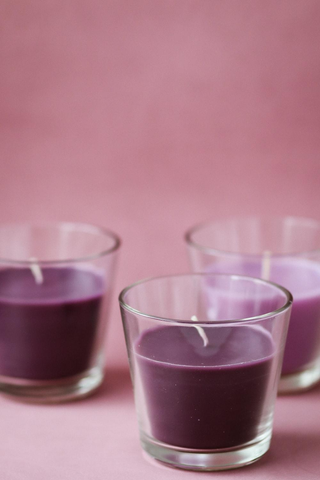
205, 258, 320, 376
0, 223, 120, 403
185, 216, 320, 393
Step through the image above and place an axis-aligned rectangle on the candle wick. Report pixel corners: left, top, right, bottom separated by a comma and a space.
261, 250, 271, 281
29, 257, 44, 285
191, 315, 209, 347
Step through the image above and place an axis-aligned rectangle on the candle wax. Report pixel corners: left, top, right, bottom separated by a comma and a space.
0, 267, 105, 380
136, 325, 274, 450
207, 258, 320, 374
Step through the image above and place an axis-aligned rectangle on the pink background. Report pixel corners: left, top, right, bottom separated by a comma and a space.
1, 1, 320, 478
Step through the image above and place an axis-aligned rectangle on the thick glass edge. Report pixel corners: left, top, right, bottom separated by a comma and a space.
185, 215, 320, 258
0, 221, 121, 266
118, 273, 293, 326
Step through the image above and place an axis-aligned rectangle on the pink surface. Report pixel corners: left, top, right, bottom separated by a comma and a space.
1, 1, 320, 478
0, 370, 320, 479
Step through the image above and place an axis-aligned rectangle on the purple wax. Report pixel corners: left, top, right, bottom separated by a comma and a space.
136, 325, 274, 450
207, 258, 320, 375
0, 267, 105, 380
268, 259, 320, 374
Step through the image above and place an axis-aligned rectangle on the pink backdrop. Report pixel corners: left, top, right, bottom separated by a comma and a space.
2, 0, 320, 366
1, 2, 320, 478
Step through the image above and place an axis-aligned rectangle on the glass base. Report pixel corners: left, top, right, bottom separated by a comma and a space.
0, 366, 103, 403
140, 432, 271, 471
279, 359, 320, 394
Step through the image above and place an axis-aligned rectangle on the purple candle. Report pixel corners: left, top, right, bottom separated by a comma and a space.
185, 216, 320, 393
0, 222, 120, 402
265, 259, 320, 375
136, 325, 274, 450
0, 267, 104, 380
120, 273, 292, 470
206, 258, 320, 376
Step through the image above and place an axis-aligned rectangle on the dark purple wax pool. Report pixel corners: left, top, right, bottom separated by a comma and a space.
0, 267, 105, 380
136, 325, 274, 450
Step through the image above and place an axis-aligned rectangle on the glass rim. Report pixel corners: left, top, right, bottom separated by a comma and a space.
185, 215, 320, 258
119, 272, 293, 326
0, 221, 121, 265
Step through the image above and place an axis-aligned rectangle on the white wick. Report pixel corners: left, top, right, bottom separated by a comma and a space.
29, 257, 44, 285
191, 315, 209, 347
261, 250, 271, 281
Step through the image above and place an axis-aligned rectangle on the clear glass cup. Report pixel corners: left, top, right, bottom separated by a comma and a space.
185, 216, 320, 393
0, 222, 120, 403
119, 273, 292, 471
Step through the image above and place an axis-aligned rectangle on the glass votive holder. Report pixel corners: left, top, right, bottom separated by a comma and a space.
119, 273, 292, 471
185, 216, 320, 393
0, 222, 120, 403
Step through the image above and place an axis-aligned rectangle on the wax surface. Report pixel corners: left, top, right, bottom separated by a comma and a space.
0, 267, 105, 380
208, 258, 320, 374
136, 325, 274, 450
